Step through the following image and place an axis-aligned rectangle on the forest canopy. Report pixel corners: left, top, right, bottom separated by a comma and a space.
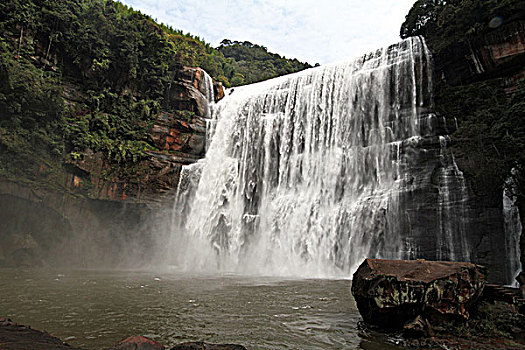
0, 0, 312, 187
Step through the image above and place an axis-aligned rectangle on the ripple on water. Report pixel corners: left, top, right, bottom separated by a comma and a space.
0, 269, 380, 350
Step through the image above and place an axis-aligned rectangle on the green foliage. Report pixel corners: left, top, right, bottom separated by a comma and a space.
434, 79, 524, 200
0, 33, 65, 179
218, 40, 312, 86
401, 0, 525, 201
401, 0, 525, 51
400, 0, 443, 39
0, 0, 177, 179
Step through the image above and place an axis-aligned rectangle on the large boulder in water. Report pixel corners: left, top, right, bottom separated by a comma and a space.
351, 258, 486, 331
113, 335, 165, 350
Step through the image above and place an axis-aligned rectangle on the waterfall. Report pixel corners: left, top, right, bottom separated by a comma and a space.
201, 70, 215, 103
200, 69, 215, 119
504, 170, 522, 286
168, 37, 435, 277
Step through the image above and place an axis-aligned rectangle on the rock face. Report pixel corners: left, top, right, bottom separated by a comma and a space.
388, 129, 511, 283
0, 318, 81, 350
430, 19, 525, 285
351, 258, 487, 330
0, 63, 223, 268
164, 66, 219, 118
435, 20, 525, 87
150, 111, 207, 157
113, 335, 165, 350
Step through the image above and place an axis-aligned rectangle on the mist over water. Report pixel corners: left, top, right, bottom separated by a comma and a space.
166, 37, 435, 278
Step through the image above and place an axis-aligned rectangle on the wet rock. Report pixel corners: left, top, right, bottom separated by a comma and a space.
351, 258, 486, 329
0, 318, 82, 349
213, 82, 225, 102
66, 148, 185, 203
165, 82, 209, 118
434, 20, 525, 87
170, 342, 247, 350
516, 272, 525, 298
165, 66, 219, 118
403, 315, 434, 338
174, 67, 212, 99
113, 335, 165, 350
149, 111, 206, 156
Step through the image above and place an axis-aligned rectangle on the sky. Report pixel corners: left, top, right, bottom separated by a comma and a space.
119, 0, 416, 65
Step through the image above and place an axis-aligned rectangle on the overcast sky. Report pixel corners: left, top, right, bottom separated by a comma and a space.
119, 0, 416, 65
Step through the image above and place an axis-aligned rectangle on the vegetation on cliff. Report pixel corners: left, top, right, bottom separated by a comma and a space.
401, 0, 525, 49
0, 0, 311, 190
218, 40, 313, 86
401, 0, 525, 201
401, 0, 525, 284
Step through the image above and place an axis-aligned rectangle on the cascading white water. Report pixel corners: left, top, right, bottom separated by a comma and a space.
437, 136, 471, 262
201, 69, 215, 118
504, 170, 522, 286
168, 37, 434, 277
202, 70, 215, 103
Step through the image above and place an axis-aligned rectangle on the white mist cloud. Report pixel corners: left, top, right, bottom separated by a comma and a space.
119, 0, 416, 64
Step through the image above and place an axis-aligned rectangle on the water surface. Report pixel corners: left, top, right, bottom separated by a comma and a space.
0, 268, 399, 349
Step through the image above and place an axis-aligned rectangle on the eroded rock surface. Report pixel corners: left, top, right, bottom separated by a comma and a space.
0, 318, 81, 350
351, 258, 486, 331
435, 20, 525, 87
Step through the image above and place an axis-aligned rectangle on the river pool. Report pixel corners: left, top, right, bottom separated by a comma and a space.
0, 268, 400, 349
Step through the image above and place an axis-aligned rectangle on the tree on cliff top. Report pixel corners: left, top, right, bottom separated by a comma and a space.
217, 39, 312, 86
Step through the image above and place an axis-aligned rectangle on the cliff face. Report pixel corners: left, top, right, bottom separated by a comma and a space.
434, 20, 525, 89
430, 19, 525, 284
63, 66, 222, 204
0, 65, 221, 268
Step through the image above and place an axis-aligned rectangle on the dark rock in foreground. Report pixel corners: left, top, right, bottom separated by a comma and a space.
170, 342, 247, 350
0, 318, 81, 350
351, 258, 486, 332
113, 335, 165, 350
